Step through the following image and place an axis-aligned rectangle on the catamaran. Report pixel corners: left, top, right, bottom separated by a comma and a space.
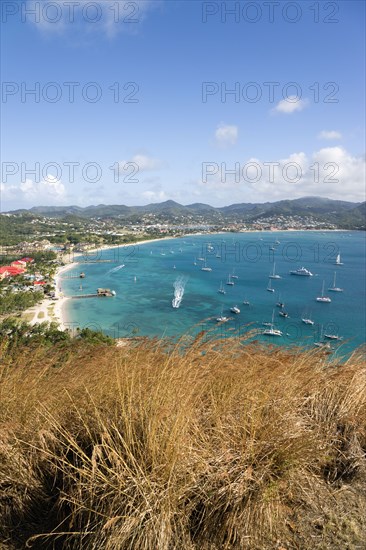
316, 281, 331, 303
218, 281, 226, 294
328, 272, 343, 292
335, 253, 343, 266
263, 310, 283, 336
269, 263, 281, 279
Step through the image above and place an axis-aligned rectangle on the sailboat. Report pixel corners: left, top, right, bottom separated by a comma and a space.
335, 253, 343, 266
193, 257, 197, 266
243, 297, 250, 305
226, 274, 235, 286
218, 281, 226, 295
328, 272, 343, 292
269, 263, 281, 279
314, 325, 331, 348
216, 307, 228, 323
324, 332, 343, 341
301, 310, 314, 324
276, 294, 284, 308
230, 305, 240, 314
263, 310, 282, 336
201, 258, 212, 272
316, 281, 331, 303
231, 268, 239, 280
266, 279, 275, 292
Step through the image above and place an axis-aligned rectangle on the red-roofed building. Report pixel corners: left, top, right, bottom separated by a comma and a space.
20, 257, 34, 263
0, 266, 26, 278
34, 281, 45, 285
11, 260, 27, 268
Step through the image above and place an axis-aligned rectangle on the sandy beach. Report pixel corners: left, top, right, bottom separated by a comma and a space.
23, 237, 174, 331
24, 258, 76, 330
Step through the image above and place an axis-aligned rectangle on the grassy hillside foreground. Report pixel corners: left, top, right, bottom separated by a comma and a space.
0, 335, 366, 549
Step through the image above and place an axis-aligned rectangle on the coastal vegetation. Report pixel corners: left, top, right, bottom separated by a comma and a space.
0, 328, 365, 549
0, 252, 58, 318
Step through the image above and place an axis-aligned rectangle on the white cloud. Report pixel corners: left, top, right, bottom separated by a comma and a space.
272, 97, 308, 114
214, 124, 238, 147
1, 175, 66, 204
199, 147, 366, 203
118, 154, 163, 174
318, 130, 342, 140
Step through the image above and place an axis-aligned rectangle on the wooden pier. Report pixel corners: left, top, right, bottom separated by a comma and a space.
62, 272, 85, 280
71, 288, 116, 299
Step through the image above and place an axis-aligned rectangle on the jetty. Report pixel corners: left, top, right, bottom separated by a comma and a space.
71, 288, 116, 299
62, 272, 85, 280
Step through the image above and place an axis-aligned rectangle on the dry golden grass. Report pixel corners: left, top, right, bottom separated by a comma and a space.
0, 335, 365, 549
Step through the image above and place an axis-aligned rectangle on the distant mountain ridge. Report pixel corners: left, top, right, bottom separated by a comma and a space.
3, 197, 366, 229
4, 197, 365, 228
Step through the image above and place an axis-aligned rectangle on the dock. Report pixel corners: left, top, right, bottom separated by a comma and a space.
71, 288, 116, 299
61, 272, 86, 280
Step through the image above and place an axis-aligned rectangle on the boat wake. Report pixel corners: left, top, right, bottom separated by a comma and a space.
172, 276, 187, 308
108, 264, 125, 274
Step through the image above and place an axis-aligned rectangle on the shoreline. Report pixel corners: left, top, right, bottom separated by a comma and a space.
26, 229, 355, 332
28, 237, 177, 331
24, 257, 76, 330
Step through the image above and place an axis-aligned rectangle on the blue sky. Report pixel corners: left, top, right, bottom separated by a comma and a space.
1, 0, 365, 209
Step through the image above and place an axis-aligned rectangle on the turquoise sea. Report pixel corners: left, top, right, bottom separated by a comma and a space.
60, 232, 366, 357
